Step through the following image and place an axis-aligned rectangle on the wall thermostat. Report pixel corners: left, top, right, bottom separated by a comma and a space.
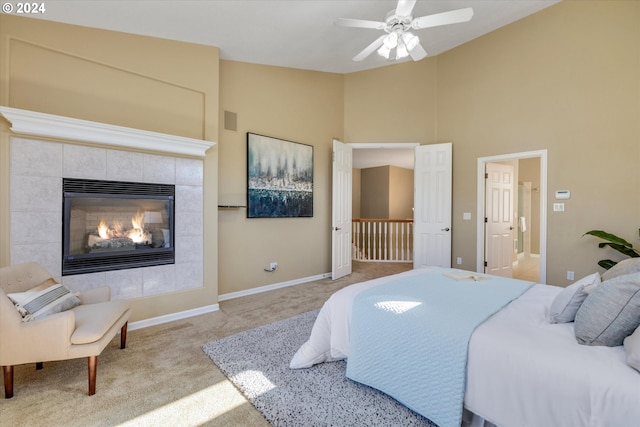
555, 190, 571, 200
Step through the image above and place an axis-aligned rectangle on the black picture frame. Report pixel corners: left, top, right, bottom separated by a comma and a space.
247, 133, 313, 218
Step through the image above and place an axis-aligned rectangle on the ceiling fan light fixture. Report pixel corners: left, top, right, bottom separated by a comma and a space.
395, 40, 409, 59
377, 44, 391, 59
383, 32, 398, 49
402, 32, 420, 51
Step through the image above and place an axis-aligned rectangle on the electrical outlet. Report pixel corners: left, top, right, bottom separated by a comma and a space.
567, 271, 574, 280
270, 262, 278, 271
456, 257, 462, 265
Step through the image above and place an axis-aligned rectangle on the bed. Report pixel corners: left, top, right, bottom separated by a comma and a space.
290, 266, 640, 427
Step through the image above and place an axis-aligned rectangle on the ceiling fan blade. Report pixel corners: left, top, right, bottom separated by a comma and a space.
335, 18, 385, 30
409, 43, 427, 61
395, 0, 417, 17
412, 7, 474, 30
353, 34, 387, 62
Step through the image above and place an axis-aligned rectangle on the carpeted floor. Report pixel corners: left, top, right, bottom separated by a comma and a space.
0, 261, 411, 426
202, 309, 435, 426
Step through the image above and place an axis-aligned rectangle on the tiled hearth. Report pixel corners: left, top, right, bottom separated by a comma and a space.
4, 107, 213, 301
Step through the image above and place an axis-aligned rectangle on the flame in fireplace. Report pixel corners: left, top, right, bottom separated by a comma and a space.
126, 211, 147, 243
94, 211, 151, 245
97, 219, 110, 239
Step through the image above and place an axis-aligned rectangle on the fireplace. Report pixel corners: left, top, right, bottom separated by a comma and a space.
62, 178, 175, 275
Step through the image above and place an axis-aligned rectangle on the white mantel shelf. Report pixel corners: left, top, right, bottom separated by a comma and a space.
0, 106, 215, 157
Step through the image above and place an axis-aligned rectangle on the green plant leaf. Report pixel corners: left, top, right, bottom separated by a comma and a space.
584, 230, 633, 247
597, 242, 640, 258
598, 259, 617, 270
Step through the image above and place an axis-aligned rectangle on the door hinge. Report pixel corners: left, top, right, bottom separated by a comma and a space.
484, 217, 488, 223
485, 172, 488, 179
484, 261, 488, 267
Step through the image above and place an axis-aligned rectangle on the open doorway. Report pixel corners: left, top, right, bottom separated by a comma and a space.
351, 143, 417, 264
477, 150, 547, 284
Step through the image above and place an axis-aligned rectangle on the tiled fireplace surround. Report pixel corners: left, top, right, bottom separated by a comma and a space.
7, 112, 209, 301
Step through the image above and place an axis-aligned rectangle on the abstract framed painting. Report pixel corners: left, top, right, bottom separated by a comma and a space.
247, 133, 313, 218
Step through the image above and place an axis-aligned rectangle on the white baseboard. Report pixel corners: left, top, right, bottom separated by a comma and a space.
128, 303, 220, 331
128, 271, 332, 330
218, 272, 332, 302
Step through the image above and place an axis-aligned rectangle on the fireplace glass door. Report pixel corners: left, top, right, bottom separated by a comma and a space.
63, 178, 175, 275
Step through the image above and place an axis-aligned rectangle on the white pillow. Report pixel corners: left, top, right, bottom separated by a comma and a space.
548, 272, 600, 324
624, 325, 640, 372
8, 282, 81, 322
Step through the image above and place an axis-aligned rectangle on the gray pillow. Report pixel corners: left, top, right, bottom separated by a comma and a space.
574, 273, 640, 346
623, 326, 640, 372
548, 272, 600, 324
602, 258, 640, 281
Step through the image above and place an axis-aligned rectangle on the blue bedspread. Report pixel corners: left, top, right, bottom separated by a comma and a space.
346, 268, 533, 427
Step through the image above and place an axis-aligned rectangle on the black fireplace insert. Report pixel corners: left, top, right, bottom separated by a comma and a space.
62, 178, 175, 275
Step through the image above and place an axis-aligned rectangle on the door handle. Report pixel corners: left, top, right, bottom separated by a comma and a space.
441, 227, 450, 232
334, 227, 341, 231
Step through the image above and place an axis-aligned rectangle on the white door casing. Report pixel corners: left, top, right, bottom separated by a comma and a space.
476, 150, 548, 283
414, 143, 452, 269
485, 162, 514, 277
332, 139, 352, 280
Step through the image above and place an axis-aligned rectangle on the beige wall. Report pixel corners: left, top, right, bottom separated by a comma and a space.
361, 166, 390, 218
389, 166, 414, 219
344, 58, 438, 144
0, 15, 220, 321
344, 1, 640, 285
519, 158, 541, 254
352, 168, 361, 218
359, 165, 413, 219
217, 60, 343, 295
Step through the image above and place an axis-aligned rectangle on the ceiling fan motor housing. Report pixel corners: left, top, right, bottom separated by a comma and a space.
384, 10, 412, 34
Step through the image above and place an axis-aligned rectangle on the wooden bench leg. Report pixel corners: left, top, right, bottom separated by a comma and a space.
88, 356, 97, 396
3, 366, 13, 399
120, 322, 128, 349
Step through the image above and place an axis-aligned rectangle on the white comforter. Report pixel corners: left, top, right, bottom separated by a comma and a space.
290, 268, 640, 427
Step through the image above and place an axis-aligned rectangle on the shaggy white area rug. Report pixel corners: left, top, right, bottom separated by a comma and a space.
202, 309, 436, 426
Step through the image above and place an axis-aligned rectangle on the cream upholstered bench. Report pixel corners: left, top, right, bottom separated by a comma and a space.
0, 262, 131, 398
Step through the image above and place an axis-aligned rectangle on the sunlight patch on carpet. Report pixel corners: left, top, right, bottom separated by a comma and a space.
233, 370, 276, 395
118, 381, 244, 426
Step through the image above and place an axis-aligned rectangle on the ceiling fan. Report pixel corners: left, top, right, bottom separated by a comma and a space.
336, 0, 474, 62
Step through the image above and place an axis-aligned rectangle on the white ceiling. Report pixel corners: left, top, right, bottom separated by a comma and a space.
25, 0, 559, 74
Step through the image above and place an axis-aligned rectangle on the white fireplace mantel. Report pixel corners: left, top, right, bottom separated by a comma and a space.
0, 106, 215, 157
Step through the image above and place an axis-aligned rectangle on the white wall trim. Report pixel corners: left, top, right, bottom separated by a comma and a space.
218, 272, 332, 302
476, 149, 548, 283
0, 106, 215, 157
128, 303, 220, 331
128, 271, 332, 331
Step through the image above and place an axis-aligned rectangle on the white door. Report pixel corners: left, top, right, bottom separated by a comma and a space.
485, 162, 514, 277
414, 143, 452, 268
332, 139, 352, 280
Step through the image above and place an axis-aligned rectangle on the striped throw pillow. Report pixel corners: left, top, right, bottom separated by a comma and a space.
8, 282, 81, 322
